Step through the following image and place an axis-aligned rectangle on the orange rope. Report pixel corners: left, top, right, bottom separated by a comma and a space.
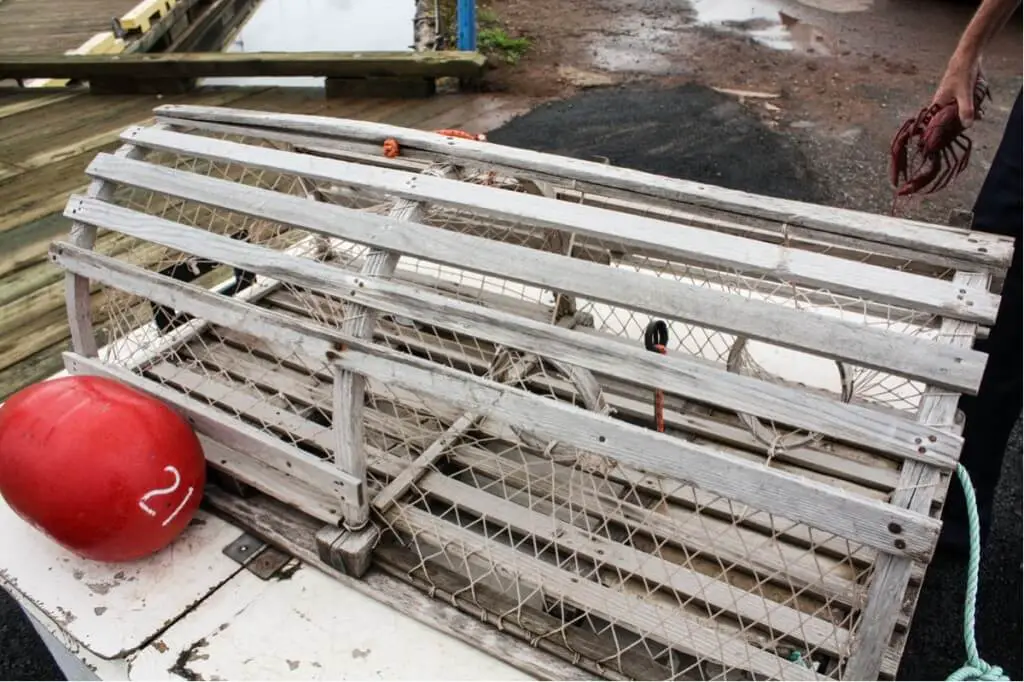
434, 128, 487, 141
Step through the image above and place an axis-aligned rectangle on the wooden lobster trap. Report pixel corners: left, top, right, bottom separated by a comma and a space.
51, 104, 1013, 681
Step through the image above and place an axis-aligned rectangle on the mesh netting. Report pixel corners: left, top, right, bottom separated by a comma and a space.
75, 127, 953, 681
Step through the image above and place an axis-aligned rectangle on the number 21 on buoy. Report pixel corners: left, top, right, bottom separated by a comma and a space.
138, 465, 195, 528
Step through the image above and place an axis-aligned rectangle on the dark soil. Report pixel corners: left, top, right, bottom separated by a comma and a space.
486, 82, 825, 203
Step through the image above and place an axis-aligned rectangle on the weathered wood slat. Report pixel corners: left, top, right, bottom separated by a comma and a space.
66, 141, 151, 358
842, 271, 986, 680
370, 542, 669, 681
115, 125, 1001, 326
387, 505, 820, 681
150, 104, 1016, 272
79, 154, 987, 394
176, 334, 858, 649
49, 241, 940, 560
208, 323, 881, 610
53, 205, 966, 468
414, 467, 851, 655
268, 286, 902, 495
62, 351, 360, 513
0, 51, 487, 80
201, 488, 591, 681
152, 113, 987, 282
197, 434, 343, 524
334, 163, 457, 528
333, 345, 940, 561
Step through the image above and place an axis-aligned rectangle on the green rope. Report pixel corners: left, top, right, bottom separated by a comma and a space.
945, 463, 1008, 682
788, 464, 1006, 681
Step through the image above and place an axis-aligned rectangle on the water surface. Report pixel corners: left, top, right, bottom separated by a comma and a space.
204, 0, 415, 87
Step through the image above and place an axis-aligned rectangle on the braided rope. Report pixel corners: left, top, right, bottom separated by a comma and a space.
945, 463, 1008, 682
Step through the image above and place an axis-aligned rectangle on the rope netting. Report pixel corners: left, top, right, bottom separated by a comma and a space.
77, 127, 966, 681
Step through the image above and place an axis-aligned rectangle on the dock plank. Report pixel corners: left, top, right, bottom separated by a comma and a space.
0, 0, 140, 54
0, 51, 488, 81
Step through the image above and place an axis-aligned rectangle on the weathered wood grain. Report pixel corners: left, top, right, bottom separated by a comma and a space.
843, 271, 987, 680
115, 125, 1001, 326
333, 163, 457, 528
0, 51, 488, 80
79, 155, 987, 394
386, 505, 821, 681
333, 345, 940, 561
150, 105, 1016, 273
49, 241, 940, 560
413, 466, 851, 655
54, 204, 965, 471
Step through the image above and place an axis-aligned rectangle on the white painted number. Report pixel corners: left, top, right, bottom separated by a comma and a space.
139, 466, 195, 527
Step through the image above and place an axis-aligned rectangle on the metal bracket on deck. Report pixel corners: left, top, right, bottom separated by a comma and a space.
222, 532, 294, 580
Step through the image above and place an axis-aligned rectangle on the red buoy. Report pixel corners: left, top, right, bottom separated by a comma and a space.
0, 375, 206, 563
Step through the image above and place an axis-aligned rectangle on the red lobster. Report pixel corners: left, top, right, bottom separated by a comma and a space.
889, 75, 991, 206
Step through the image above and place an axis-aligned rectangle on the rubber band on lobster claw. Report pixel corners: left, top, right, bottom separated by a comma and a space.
889, 74, 992, 215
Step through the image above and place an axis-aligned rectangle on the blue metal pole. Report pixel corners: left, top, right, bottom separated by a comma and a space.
456, 0, 477, 51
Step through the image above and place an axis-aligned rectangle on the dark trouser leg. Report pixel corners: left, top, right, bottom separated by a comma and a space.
939, 89, 1022, 554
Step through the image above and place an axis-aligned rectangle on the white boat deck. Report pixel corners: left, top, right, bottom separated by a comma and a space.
1, 495, 535, 681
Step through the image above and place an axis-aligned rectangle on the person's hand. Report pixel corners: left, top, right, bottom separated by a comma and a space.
931, 54, 985, 128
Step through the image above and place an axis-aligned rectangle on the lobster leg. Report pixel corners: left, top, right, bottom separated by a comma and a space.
929, 148, 959, 193
897, 154, 941, 196
890, 117, 919, 186
951, 135, 973, 175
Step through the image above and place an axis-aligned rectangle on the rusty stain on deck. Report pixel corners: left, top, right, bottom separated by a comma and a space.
0, 85, 538, 401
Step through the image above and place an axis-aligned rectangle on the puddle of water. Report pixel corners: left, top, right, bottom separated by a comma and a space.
795, 0, 873, 13
590, 14, 695, 74
203, 0, 415, 88
688, 0, 838, 56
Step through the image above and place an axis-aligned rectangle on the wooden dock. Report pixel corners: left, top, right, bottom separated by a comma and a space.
0, 0, 143, 54
0, 51, 489, 95
0, 86, 537, 400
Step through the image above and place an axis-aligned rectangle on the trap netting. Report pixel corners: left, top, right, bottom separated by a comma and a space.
61, 117, 976, 682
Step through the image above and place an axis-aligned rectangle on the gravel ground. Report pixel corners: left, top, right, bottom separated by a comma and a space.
2, 80, 1020, 681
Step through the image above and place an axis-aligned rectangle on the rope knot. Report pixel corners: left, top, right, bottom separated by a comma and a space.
948, 660, 1007, 682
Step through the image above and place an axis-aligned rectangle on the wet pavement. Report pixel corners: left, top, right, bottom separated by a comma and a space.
499, 0, 1022, 223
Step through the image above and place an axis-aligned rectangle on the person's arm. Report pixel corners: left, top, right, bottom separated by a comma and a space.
933, 0, 1020, 127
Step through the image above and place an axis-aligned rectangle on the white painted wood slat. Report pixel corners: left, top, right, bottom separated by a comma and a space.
52, 208, 965, 468
79, 154, 987, 394
48, 241, 940, 560
150, 104, 1015, 273
116, 125, 1000, 326
843, 271, 988, 680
